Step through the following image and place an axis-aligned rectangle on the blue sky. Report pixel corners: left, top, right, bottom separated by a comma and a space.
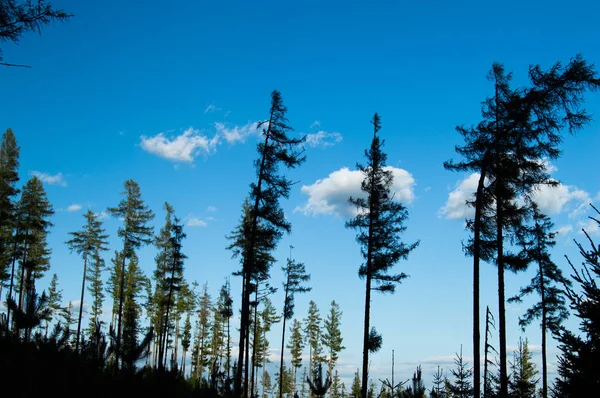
1, 0, 600, 390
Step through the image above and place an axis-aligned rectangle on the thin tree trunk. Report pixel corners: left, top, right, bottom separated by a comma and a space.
483, 306, 491, 397
496, 194, 507, 398
245, 312, 251, 397
5, 237, 19, 333
472, 170, 487, 398
251, 288, 259, 398
539, 256, 548, 398
279, 309, 288, 398
115, 250, 127, 371
174, 316, 180, 369
361, 272, 372, 398
75, 255, 88, 352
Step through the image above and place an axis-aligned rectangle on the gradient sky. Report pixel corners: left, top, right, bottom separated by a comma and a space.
1, 0, 600, 390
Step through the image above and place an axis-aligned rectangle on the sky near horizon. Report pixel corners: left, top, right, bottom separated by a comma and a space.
1, 0, 600, 390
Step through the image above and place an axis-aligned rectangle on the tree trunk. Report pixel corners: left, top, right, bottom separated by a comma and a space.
539, 256, 548, 398
115, 250, 127, 371
472, 170, 487, 398
251, 289, 259, 398
75, 254, 88, 352
496, 194, 507, 398
279, 311, 288, 398
361, 272, 372, 398
5, 237, 19, 333
174, 316, 180, 369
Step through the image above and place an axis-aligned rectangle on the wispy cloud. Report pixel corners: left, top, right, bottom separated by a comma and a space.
206, 206, 218, 212
31, 171, 67, 187
214, 121, 261, 144
140, 127, 219, 163
555, 225, 573, 236
577, 217, 599, 235
296, 166, 416, 217
204, 104, 222, 114
187, 217, 208, 227
305, 131, 343, 148
310, 120, 321, 128
67, 204, 82, 212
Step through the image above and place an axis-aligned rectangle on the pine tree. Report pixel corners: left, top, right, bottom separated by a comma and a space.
152, 202, 174, 367
120, 252, 151, 371
107, 179, 154, 370
106, 250, 124, 328
553, 205, 600, 397
158, 208, 186, 370
279, 253, 311, 398
181, 312, 192, 376
508, 204, 569, 398
0, 128, 19, 304
218, 278, 234, 380
229, 90, 306, 398
483, 307, 498, 398
446, 346, 474, 398
66, 209, 109, 351
193, 282, 212, 381
508, 338, 538, 398
431, 366, 447, 398
444, 56, 600, 398
86, 248, 106, 338
322, 299, 345, 391
262, 370, 273, 398
12, 176, 53, 339
346, 113, 419, 398
288, 318, 305, 391
305, 300, 324, 383
46, 273, 63, 334
351, 370, 361, 398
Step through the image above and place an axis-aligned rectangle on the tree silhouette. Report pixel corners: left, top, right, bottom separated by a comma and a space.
553, 205, 600, 397
508, 203, 570, 398
107, 179, 154, 370
346, 113, 419, 398
279, 253, 311, 398
230, 90, 305, 398
66, 209, 109, 352
0, 0, 72, 67
307, 363, 332, 398
445, 55, 600, 398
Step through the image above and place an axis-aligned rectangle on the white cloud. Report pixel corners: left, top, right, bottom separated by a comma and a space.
140, 127, 219, 163
441, 169, 592, 221
530, 182, 590, 216
214, 121, 260, 144
440, 173, 481, 220
185, 213, 208, 227
206, 206, 218, 212
555, 225, 573, 236
577, 218, 599, 236
204, 104, 222, 114
67, 204, 82, 212
296, 166, 416, 217
187, 217, 208, 227
305, 131, 343, 148
310, 120, 321, 128
31, 171, 67, 187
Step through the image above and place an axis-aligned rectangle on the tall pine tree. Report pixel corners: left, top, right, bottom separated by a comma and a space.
66, 209, 109, 351
229, 90, 306, 398
107, 179, 154, 370
346, 113, 419, 398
